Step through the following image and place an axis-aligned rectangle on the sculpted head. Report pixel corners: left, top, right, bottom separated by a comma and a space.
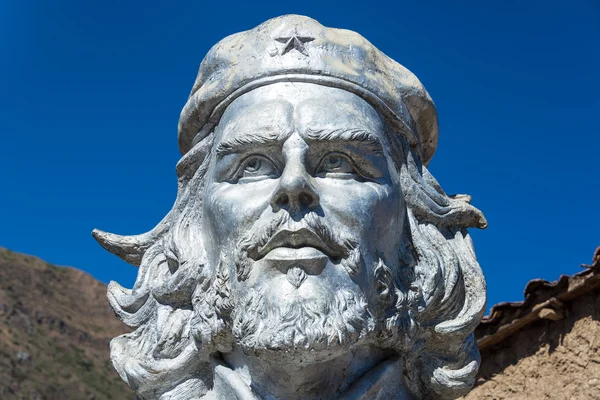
94, 15, 487, 400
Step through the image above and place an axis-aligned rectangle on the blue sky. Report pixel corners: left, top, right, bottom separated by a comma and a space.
1, 1, 598, 312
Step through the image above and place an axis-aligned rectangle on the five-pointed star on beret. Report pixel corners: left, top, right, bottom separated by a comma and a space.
274, 34, 315, 56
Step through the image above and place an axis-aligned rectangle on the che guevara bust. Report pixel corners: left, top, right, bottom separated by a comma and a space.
93, 15, 487, 400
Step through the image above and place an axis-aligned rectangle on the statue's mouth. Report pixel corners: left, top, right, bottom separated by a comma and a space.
256, 227, 342, 261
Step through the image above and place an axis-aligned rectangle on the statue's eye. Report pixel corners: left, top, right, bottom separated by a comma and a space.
317, 153, 357, 178
236, 155, 278, 182
244, 158, 261, 172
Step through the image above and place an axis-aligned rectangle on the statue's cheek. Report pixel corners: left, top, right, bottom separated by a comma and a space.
205, 180, 278, 227
321, 181, 398, 210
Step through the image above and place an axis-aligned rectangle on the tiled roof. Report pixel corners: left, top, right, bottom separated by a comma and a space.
475, 246, 600, 350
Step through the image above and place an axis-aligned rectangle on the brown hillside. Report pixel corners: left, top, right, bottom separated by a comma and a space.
0, 247, 133, 399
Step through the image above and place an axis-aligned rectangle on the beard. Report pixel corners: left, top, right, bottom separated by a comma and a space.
192, 211, 403, 357
230, 283, 371, 354
192, 213, 412, 361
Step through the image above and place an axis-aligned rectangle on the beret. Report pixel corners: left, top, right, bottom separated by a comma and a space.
178, 15, 438, 165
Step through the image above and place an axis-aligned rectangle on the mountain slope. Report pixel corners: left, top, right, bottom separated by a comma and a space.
0, 247, 133, 399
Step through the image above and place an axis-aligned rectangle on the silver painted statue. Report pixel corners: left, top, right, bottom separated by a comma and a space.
93, 15, 487, 400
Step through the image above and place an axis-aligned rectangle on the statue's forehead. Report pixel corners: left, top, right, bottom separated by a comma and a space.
216, 82, 385, 139
294, 96, 384, 133
217, 98, 294, 137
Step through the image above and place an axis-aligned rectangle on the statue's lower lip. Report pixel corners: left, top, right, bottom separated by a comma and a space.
263, 246, 328, 261
262, 247, 329, 276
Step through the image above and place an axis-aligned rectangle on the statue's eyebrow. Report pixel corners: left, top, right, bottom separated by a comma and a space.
303, 128, 384, 155
215, 130, 287, 158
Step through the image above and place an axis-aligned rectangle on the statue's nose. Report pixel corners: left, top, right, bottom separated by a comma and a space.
270, 161, 320, 213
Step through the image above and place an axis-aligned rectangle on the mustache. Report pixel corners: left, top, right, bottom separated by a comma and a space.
234, 212, 358, 280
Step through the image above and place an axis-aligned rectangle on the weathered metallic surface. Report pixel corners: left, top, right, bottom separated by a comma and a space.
94, 15, 487, 399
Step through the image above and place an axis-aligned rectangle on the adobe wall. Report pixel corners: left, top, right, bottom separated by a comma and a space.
462, 290, 600, 400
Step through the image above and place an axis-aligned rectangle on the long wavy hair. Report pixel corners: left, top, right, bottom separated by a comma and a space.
94, 124, 487, 399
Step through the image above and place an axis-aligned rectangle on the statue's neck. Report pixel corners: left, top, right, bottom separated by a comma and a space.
218, 345, 402, 399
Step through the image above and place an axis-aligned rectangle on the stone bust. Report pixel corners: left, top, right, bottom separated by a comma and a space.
93, 15, 487, 400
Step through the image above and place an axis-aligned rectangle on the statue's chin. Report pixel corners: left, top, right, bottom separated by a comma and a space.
229, 277, 370, 362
